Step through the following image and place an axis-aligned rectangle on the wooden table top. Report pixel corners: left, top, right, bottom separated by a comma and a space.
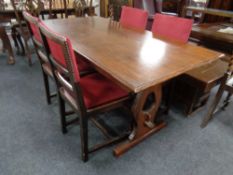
44, 17, 224, 93
191, 23, 233, 45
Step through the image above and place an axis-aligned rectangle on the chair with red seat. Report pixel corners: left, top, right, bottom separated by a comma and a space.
151, 13, 193, 43
119, 6, 148, 31
39, 22, 132, 162
23, 11, 93, 104
23, 11, 55, 104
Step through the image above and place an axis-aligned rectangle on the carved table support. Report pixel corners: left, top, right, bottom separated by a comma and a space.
114, 83, 166, 157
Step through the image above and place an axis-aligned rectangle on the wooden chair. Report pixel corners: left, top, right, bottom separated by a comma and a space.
119, 6, 148, 31
23, 11, 56, 104
0, 4, 15, 65
151, 13, 193, 43
39, 22, 132, 161
47, 0, 69, 18
10, 0, 43, 65
23, 11, 93, 104
201, 54, 233, 128
108, 0, 129, 21
72, 0, 95, 17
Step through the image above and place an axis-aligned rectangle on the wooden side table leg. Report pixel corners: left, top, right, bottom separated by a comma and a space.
114, 84, 166, 157
0, 27, 15, 65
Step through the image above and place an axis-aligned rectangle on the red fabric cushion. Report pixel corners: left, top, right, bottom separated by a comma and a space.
152, 14, 193, 43
30, 22, 42, 43
47, 38, 67, 66
120, 6, 148, 31
80, 73, 128, 109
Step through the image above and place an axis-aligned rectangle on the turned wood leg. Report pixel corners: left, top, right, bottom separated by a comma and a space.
114, 84, 166, 157
11, 27, 20, 54
0, 27, 15, 65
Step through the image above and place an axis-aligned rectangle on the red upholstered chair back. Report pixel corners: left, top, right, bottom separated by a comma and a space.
23, 11, 42, 44
152, 14, 193, 43
23, 11, 49, 65
120, 6, 148, 31
39, 22, 80, 86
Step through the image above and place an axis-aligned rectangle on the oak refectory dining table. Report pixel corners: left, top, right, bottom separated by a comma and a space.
43, 16, 224, 156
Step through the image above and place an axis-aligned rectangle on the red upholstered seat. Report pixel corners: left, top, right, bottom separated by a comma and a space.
120, 6, 148, 31
152, 14, 193, 43
80, 73, 128, 109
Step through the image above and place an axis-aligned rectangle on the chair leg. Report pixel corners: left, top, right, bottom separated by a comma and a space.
221, 92, 232, 110
0, 27, 15, 64
58, 94, 67, 134
11, 27, 20, 54
42, 71, 51, 105
16, 33, 25, 55
79, 115, 88, 162
23, 38, 32, 66
201, 82, 226, 128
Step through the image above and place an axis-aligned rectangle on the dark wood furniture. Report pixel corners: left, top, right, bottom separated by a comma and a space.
0, 1, 74, 18
39, 21, 132, 161
191, 23, 233, 54
134, 0, 157, 30
173, 7, 233, 115
184, 6, 233, 24
43, 16, 223, 157
0, 24, 15, 64
201, 54, 233, 128
174, 59, 228, 115
186, 6, 233, 18
10, 0, 34, 65
72, 0, 95, 17
0, 1, 15, 64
